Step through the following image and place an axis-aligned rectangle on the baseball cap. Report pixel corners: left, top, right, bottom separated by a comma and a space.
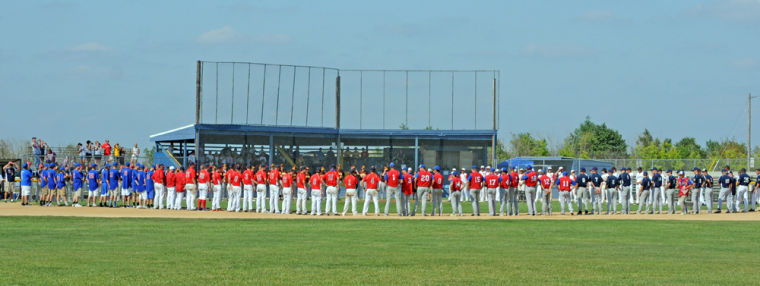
652, 167, 657, 171
643, 171, 648, 176
461, 168, 465, 171
563, 171, 568, 176
434, 165, 440, 171
591, 167, 598, 171
126, 162, 130, 167
480, 165, 485, 169
91, 163, 97, 167
419, 164, 426, 169
637, 167, 642, 170
407, 168, 412, 172
526, 165, 532, 170
537, 169, 543, 173
558, 166, 564, 170
452, 171, 458, 176
472, 165, 478, 169
490, 168, 495, 172
693, 167, 699, 171
666, 169, 672, 173
169, 166, 175, 170
389, 163, 395, 167
571, 170, 576, 173
548, 166, 553, 170
502, 168, 508, 172
22, 163, 28, 168
702, 168, 707, 172
580, 168, 586, 172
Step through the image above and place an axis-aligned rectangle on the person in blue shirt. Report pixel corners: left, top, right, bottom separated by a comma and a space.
736, 168, 751, 213
87, 164, 100, 206
55, 167, 67, 206
650, 168, 663, 214
71, 163, 84, 207
618, 168, 632, 214
99, 164, 110, 207
702, 168, 714, 213
121, 163, 132, 207
45, 164, 57, 207
691, 168, 705, 214
108, 163, 120, 207
605, 170, 619, 215
588, 167, 603, 215
665, 170, 678, 214
637, 171, 652, 214
136, 165, 147, 209
20, 163, 32, 206
131, 164, 139, 207
575, 168, 590, 215
716, 169, 732, 213
146, 167, 155, 209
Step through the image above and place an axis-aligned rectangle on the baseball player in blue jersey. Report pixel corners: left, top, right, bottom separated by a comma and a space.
691, 168, 704, 214
665, 170, 677, 214
618, 168, 632, 214
637, 172, 652, 214
715, 169, 732, 213
108, 163, 120, 207
736, 168, 751, 212
99, 164, 110, 207
87, 164, 100, 206
588, 167, 603, 215
650, 168, 664, 214
702, 169, 713, 213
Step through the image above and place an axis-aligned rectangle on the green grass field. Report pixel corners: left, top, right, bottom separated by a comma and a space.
2, 217, 758, 285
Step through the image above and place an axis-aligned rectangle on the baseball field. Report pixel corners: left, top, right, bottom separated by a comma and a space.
2, 203, 759, 285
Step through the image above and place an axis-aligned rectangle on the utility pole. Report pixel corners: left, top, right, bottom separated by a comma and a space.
749, 93, 753, 171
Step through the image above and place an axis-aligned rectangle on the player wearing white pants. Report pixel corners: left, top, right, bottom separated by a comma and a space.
174, 190, 184, 210
737, 184, 750, 213
269, 184, 280, 214
311, 188, 322, 216
343, 188, 358, 216
296, 188, 307, 214
363, 189, 380, 215
167, 186, 175, 210
384, 185, 402, 216
281, 187, 292, 214
212, 184, 222, 210
256, 184, 267, 213
324, 186, 339, 215
230, 185, 241, 211
154, 183, 165, 209
243, 184, 254, 212
185, 184, 197, 211
198, 182, 209, 208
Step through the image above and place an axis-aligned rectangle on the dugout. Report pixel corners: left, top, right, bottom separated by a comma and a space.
497, 157, 613, 173
150, 124, 495, 172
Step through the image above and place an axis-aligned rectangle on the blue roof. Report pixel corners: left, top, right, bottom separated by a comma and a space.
151, 124, 496, 142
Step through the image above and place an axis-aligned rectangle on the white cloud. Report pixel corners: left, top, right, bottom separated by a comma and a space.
71, 42, 109, 52
690, 0, 760, 24
197, 26, 238, 44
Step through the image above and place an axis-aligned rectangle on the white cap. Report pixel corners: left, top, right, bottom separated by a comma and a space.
486, 166, 491, 169
548, 166, 553, 169
558, 166, 564, 169
427, 168, 432, 172
461, 168, 466, 171
408, 168, 412, 171
480, 165, 485, 169
452, 168, 456, 171
169, 166, 175, 170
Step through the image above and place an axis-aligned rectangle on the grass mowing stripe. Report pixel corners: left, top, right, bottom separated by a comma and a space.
1, 217, 757, 285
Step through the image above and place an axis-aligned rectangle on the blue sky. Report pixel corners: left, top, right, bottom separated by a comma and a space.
2, 0, 759, 152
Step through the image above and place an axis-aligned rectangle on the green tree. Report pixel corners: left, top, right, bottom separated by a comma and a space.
674, 137, 705, 159
508, 133, 550, 157
558, 116, 627, 158
495, 139, 510, 161
705, 139, 746, 159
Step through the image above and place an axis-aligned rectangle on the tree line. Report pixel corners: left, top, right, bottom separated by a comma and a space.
498, 116, 750, 161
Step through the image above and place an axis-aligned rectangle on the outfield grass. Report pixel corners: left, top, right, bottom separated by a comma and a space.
1, 217, 758, 285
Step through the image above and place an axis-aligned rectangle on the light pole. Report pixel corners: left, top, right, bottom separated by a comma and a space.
749, 93, 758, 171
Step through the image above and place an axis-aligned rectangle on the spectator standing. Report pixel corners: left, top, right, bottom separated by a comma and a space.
32, 137, 42, 167
4, 161, 18, 202
102, 140, 112, 163
93, 140, 102, 166
77, 143, 86, 164
114, 143, 122, 164
85, 141, 93, 164
131, 144, 139, 164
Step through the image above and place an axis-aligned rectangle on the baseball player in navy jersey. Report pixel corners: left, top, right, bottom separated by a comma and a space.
604, 169, 618, 215
702, 169, 713, 213
575, 168, 589, 215
588, 167, 603, 215
637, 171, 652, 214
618, 168, 632, 214
736, 168, 751, 212
691, 168, 704, 214
665, 170, 677, 214
650, 168, 664, 214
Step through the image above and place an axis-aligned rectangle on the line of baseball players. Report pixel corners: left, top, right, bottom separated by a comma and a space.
12, 161, 760, 216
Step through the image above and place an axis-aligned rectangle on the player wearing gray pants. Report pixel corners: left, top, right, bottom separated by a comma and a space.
414, 187, 431, 216
508, 187, 519, 216
449, 189, 463, 216
619, 186, 631, 214
470, 188, 481, 216
575, 187, 589, 214
606, 188, 617, 214
539, 186, 552, 215
384, 185, 402, 216
486, 187, 498, 216
524, 186, 537, 216
665, 188, 677, 214
637, 188, 650, 214
431, 188, 444, 216
499, 187, 509, 215
703, 186, 713, 213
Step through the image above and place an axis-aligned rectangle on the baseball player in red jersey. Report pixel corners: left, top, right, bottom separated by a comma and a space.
401, 168, 414, 216
152, 165, 166, 209
309, 170, 323, 215
323, 166, 340, 216
498, 168, 511, 216
211, 166, 223, 211
166, 166, 176, 210
268, 165, 281, 214
557, 172, 575, 215
468, 166, 483, 216
484, 168, 500, 216
174, 167, 185, 210
384, 163, 402, 216
242, 166, 254, 212
362, 167, 381, 216
281, 168, 295, 214
449, 171, 464, 216
198, 165, 210, 211
431, 166, 445, 216
185, 164, 197, 211
538, 169, 553, 215
508, 167, 520, 216
522, 166, 539, 216
413, 165, 432, 216
295, 167, 308, 214
229, 166, 243, 212
254, 166, 268, 213
342, 169, 359, 216
677, 171, 693, 215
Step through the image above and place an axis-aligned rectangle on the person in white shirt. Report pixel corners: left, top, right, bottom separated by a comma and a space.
460, 168, 469, 202
634, 167, 644, 205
